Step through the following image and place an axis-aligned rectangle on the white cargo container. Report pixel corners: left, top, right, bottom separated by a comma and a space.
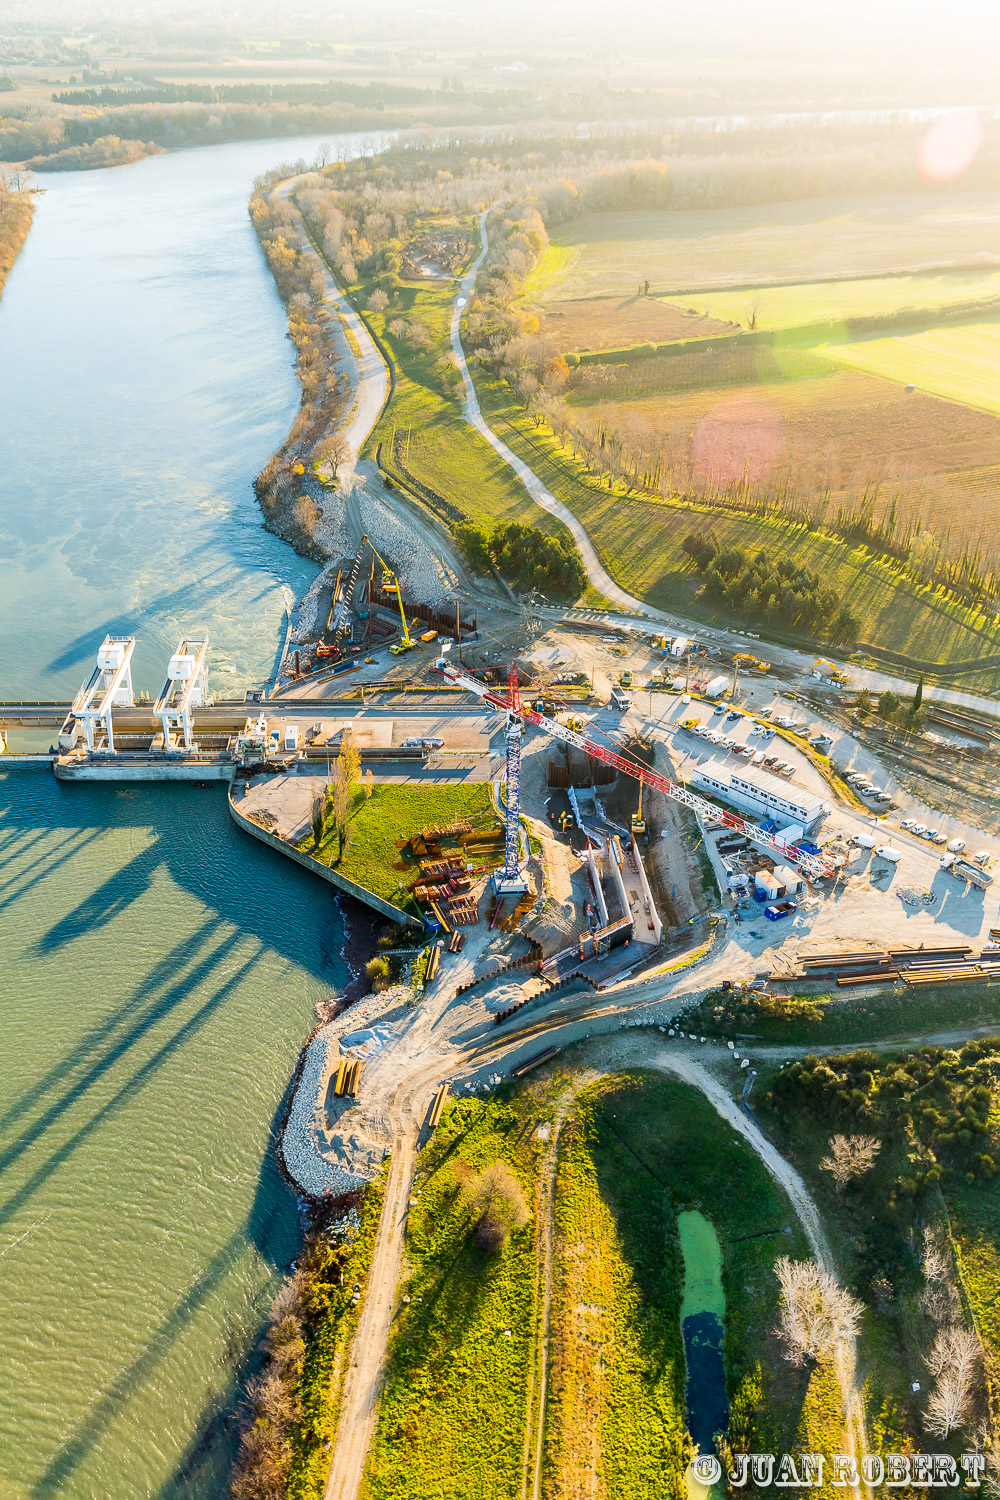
705, 674, 729, 699
284, 723, 300, 752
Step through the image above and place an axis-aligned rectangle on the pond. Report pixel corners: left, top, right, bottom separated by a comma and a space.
678, 1208, 728, 1459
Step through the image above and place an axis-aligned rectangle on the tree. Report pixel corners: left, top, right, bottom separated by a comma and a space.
464, 1160, 529, 1251
913, 673, 924, 712
832, 605, 861, 645
924, 1325, 980, 1437
820, 1134, 880, 1193
315, 432, 349, 478
369, 288, 389, 314
310, 792, 326, 849
365, 955, 391, 991
855, 688, 872, 717
363, 768, 375, 799
327, 762, 352, 860
773, 1257, 863, 1367
877, 690, 901, 721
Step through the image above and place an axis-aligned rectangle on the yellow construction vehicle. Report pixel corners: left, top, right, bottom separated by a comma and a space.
363, 538, 414, 655
631, 780, 646, 836
734, 652, 770, 673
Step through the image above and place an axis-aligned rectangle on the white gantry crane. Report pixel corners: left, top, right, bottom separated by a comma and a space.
154, 638, 210, 752
437, 658, 836, 882
69, 635, 136, 753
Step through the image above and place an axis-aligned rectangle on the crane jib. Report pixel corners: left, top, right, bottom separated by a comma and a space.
443, 665, 833, 879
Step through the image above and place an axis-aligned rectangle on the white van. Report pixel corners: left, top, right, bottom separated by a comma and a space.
875, 844, 902, 863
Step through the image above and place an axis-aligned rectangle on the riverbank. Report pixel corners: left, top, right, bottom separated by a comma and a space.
0, 175, 36, 298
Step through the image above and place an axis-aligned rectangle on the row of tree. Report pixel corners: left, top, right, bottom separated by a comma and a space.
248, 190, 348, 559
681, 531, 861, 642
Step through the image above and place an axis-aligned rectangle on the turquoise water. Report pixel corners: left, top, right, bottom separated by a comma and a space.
0, 133, 365, 1498
0, 774, 346, 1499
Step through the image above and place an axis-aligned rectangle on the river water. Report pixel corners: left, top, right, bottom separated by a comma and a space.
0, 135, 360, 1499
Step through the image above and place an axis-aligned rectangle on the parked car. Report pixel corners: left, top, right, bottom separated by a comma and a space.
727, 710, 742, 722
922, 828, 939, 840
911, 823, 928, 836
901, 818, 917, 830
947, 838, 967, 853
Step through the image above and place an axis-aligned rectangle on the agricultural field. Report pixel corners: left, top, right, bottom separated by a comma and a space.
532, 294, 733, 353
566, 351, 1000, 554
527, 191, 1000, 300
818, 319, 1000, 416
481, 381, 1000, 677
670, 267, 1000, 333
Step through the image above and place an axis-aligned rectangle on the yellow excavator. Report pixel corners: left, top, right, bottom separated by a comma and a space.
361, 538, 414, 655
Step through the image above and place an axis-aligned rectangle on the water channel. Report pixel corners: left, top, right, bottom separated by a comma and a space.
0, 133, 360, 1499
678, 1209, 728, 1458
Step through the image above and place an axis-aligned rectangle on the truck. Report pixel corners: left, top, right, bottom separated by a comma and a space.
944, 856, 994, 890
283, 723, 300, 752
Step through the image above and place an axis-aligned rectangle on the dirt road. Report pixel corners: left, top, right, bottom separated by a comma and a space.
324, 1130, 415, 1500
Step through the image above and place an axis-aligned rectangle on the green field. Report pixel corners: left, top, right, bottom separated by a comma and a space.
818, 320, 1000, 416
527, 192, 1000, 301
667, 268, 1000, 332
361, 1084, 554, 1500
548, 1072, 814, 1495
354, 259, 577, 544
308, 782, 498, 914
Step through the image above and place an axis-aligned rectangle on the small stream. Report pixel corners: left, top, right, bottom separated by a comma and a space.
678, 1209, 728, 1456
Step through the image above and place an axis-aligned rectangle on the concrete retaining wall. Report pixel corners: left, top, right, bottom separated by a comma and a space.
227, 788, 422, 928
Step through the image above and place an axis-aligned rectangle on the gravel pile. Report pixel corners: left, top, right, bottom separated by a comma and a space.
358, 486, 449, 604
280, 1023, 370, 1197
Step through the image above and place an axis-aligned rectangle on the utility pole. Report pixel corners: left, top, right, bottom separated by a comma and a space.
456, 599, 462, 663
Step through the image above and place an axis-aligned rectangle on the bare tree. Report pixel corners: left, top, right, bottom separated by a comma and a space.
820, 1134, 881, 1193
773, 1257, 863, 1367
464, 1160, 529, 1251
369, 288, 389, 315
924, 1325, 981, 1438
921, 1225, 961, 1324
315, 431, 350, 478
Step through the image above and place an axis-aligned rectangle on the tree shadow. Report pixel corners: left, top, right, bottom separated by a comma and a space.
28, 1091, 298, 1499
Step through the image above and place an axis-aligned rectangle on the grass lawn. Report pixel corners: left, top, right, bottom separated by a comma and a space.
527, 192, 1000, 300
288, 1181, 386, 1500
479, 380, 1000, 672
361, 1081, 561, 1500
818, 320, 1000, 417
308, 783, 498, 916
546, 1073, 812, 1496
671, 268, 1000, 333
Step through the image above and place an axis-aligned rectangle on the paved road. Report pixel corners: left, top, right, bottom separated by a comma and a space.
450, 214, 675, 623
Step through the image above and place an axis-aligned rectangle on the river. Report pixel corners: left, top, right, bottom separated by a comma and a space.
0, 134, 363, 1500
0, 134, 346, 699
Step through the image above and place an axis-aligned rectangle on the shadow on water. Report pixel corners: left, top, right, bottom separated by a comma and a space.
0, 940, 268, 1233
154, 1089, 302, 1500
26, 1043, 302, 1499
0, 774, 343, 1493
42, 565, 267, 676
